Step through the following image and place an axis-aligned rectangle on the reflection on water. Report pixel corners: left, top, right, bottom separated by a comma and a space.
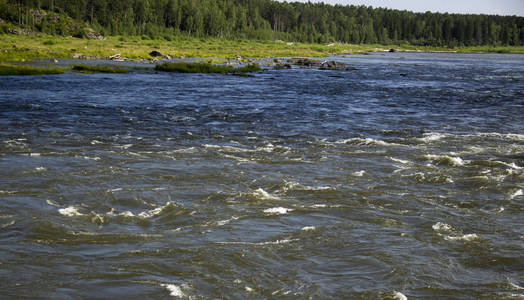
1, 53, 523, 299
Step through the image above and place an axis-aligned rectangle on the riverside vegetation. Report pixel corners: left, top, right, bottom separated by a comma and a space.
1, 34, 523, 63
0, 0, 522, 74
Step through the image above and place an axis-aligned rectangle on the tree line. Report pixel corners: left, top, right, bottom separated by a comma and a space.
1, 0, 523, 46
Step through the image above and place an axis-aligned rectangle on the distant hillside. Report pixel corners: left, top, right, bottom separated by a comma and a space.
1, 0, 522, 46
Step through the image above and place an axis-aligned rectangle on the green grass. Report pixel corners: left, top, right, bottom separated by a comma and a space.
0, 63, 64, 75
1, 34, 523, 63
71, 64, 132, 73
155, 62, 261, 75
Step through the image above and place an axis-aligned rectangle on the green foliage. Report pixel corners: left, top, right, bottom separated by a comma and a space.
0, 64, 64, 75
1, 0, 522, 47
43, 40, 57, 45
155, 62, 260, 75
71, 64, 131, 73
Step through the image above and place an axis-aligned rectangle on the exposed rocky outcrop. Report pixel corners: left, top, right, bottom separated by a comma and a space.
287, 58, 353, 70
320, 60, 346, 70
288, 58, 323, 68
85, 28, 105, 40
274, 63, 292, 70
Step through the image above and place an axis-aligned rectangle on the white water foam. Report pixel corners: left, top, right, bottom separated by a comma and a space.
335, 137, 402, 147
470, 132, 524, 141
106, 209, 135, 218
432, 222, 453, 233
264, 207, 293, 215
280, 181, 334, 192
301, 226, 317, 231
311, 204, 327, 208
496, 161, 523, 170
433, 222, 479, 242
79, 155, 101, 161
58, 206, 84, 217
216, 216, 239, 226
393, 291, 408, 300
116, 144, 133, 150
46, 199, 60, 207
161, 284, 185, 298
138, 205, 169, 218
509, 280, 524, 290
444, 234, 480, 242
106, 202, 179, 219
165, 147, 197, 154
419, 132, 447, 143
1, 220, 15, 229
510, 189, 523, 200
222, 154, 252, 163
424, 154, 465, 166
389, 157, 411, 165
203, 144, 253, 153
351, 170, 366, 177
216, 239, 297, 246
252, 188, 280, 200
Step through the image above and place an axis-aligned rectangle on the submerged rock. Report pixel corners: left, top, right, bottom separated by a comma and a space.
274, 63, 292, 70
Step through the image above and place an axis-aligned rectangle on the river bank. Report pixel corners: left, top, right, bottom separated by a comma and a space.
2, 34, 524, 63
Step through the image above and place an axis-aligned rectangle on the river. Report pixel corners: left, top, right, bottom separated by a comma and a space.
1, 52, 523, 299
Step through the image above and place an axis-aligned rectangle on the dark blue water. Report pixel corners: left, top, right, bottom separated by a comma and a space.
1, 52, 523, 299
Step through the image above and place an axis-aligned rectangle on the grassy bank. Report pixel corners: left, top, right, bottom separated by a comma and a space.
71, 64, 131, 73
155, 62, 260, 75
0, 63, 64, 75
1, 34, 523, 63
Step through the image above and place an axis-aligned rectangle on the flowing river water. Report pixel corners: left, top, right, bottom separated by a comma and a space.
1, 52, 523, 299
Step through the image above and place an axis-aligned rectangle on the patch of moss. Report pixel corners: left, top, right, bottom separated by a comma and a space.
0, 64, 64, 75
71, 64, 131, 73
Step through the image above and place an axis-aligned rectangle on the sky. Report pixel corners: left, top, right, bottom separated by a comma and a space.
277, 0, 524, 16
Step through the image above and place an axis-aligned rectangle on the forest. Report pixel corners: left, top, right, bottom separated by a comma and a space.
1, 0, 523, 47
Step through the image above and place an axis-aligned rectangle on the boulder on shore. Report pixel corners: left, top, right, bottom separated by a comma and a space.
108, 53, 121, 60
149, 50, 163, 57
